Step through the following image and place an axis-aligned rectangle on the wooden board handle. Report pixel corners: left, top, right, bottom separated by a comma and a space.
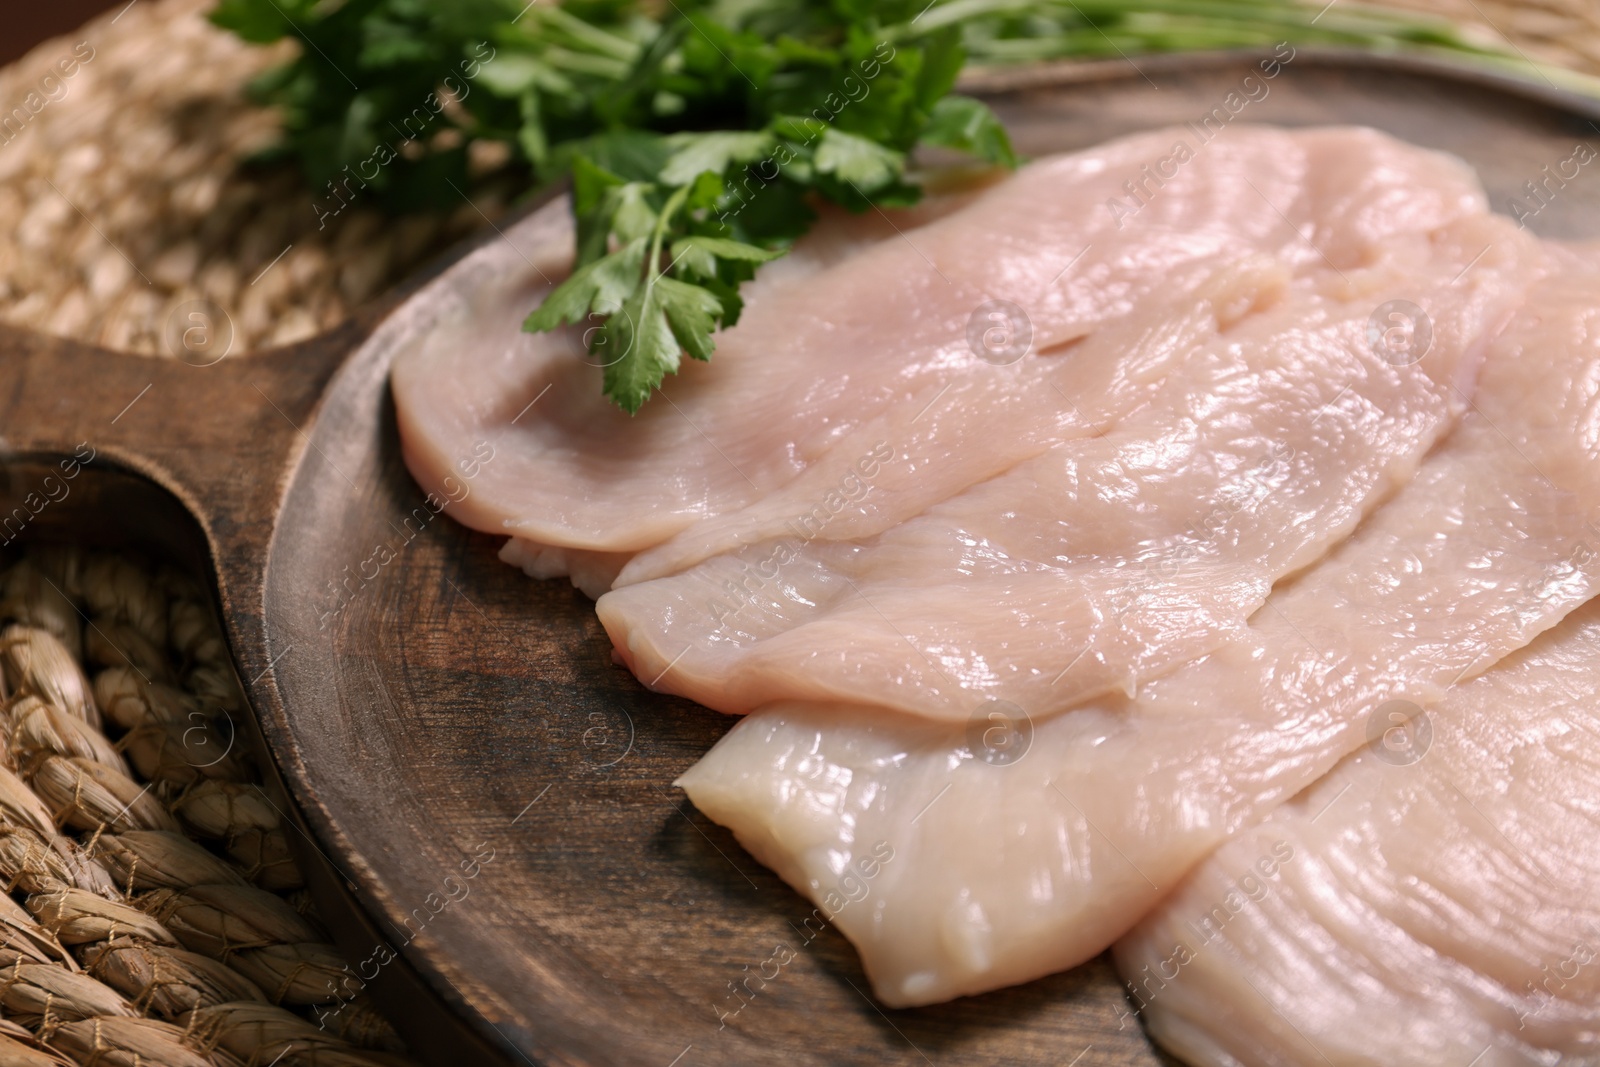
0, 316, 367, 583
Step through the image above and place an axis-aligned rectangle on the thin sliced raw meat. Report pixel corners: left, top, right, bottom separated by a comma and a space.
392, 201, 909, 553
676, 253, 1600, 1006
1116, 595, 1600, 1067
396, 127, 1486, 566
600, 213, 1530, 719
612, 250, 1288, 586
614, 125, 1493, 584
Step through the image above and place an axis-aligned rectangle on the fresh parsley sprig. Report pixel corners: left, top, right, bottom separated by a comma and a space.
516, 9, 1020, 410
210, 0, 1016, 411
212, 0, 1542, 410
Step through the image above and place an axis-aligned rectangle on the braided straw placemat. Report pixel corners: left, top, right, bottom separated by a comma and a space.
0, 548, 414, 1065
0, 0, 516, 358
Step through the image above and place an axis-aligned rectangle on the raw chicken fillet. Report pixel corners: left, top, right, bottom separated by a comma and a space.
1116, 595, 1600, 1066
392, 122, 1600, 1054
679, 251, 1600, 1004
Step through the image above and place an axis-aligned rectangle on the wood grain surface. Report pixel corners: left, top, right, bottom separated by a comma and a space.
3, 52, 1599, 1067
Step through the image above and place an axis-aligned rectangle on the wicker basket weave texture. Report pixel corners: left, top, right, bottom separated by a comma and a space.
0, 0, 513, 360
0, 548, 415, 1066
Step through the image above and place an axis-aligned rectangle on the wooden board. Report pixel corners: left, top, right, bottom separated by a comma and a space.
5, 50, 1600, 1067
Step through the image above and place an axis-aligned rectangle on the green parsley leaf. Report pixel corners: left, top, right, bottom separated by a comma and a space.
661, 132, 778, 186
656, 276, 727, 362
813, 128, 906, 192
920, 94, 1018, 168
669, 237, 782, 280
522, 238, 647, 332
209, 0, 295, 43
213, 0, 1032, 411
602, 279, 682, 412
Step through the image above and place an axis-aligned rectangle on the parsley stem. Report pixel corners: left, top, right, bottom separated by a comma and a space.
539, 7, 646, 62
645, 182, 693, 293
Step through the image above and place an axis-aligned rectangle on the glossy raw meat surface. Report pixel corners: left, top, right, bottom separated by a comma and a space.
395, 127, 1486, 563
677, 253, 1600, 1006
1116, 594, 1600, 1067
392, 123, 1600, 1023
598, 214, 1528, 719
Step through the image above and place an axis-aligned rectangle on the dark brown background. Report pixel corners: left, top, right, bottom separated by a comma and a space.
6, 1, 117, 65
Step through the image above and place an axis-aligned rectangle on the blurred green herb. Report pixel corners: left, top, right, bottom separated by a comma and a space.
211, 0, 1528, 411
212, 0, 1017, 410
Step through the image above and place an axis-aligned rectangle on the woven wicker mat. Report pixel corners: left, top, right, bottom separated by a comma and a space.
0, 0, 518, 358
0, 549, 414, 1065
0, 2, 1595, 1065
